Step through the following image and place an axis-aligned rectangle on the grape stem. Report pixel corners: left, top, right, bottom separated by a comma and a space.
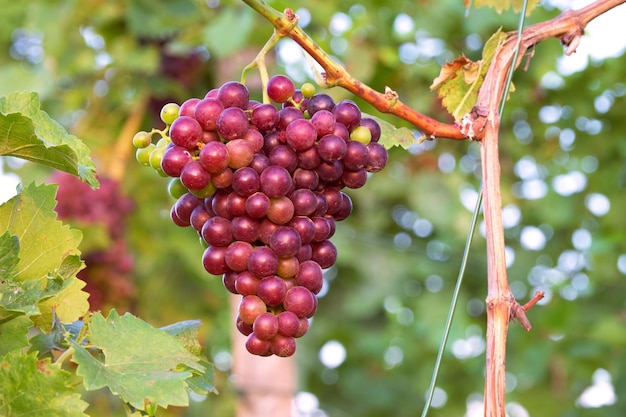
242, 31, 286, 104
240, 0, 466, 140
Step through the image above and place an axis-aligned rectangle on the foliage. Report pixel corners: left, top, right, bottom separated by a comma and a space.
0, 93, 215, 416
1, 0, 626, 416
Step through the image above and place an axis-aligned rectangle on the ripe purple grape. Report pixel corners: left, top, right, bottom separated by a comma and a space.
217, 107, 249, 140
318, 134, 347, 162
234, 271, 260, 296
286, 119, 317, 151
257, 275, 287, 306
251, 103, 280, 131
271, 334, 296, 357
333, 99, 361, 131
267, 74, 296, 104
311, 239, 338, 269
202, 245, 229, 275
283, 286, 317, 318
253, 312, 279, 340
225, 241, 254, 272
201, 216, 233, 247
217, 81, 249, 109
239, 295, 267, 325
269, 226, 302, 258
161, 145, 193, 177
194, 98, 224, 131
248, 246, 279, 278
306, 93, 335, 116
245, 192, 271, 219
365, 142, 389, 173
296, 260, 323, 294
232, 167, 260, 197
180, 160, 211, 190
260, 165, 293, 198
199, 141, 229, 174
170, 116, 203, 150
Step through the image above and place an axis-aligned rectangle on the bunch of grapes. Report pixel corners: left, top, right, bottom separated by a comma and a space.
133, 75, 388, 356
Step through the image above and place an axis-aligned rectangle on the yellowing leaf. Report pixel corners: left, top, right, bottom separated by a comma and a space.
430, 28, 508, 121
32, 277, 90, 331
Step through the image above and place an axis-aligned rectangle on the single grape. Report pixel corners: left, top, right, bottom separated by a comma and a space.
223, 271, 239, 294
167, 177, 187, 199
288, 216, 316, 243
365, 142, 389, 173
179, 98, 201, 118
232, 167, 260, 197
236, 314, 253, 335
251, 103, 280, 131
180, 160, 211, 190
286, 119, 317, 151
170, 116, 203, 150
225, 139, 254, 169
301, 82, 316, 98
190, 205, 211, 232
135, 143, 155, 166
306, 93, 335, 116
267, 196, 295, 225
201, 216, 233, 247
170, 204, 189, 227
148, 146, 166, 170
269, 226, 302, 258
201, 245, 229, 275
267, 74, 296, 104
316, 160, 344, 182
277, 256, 300, 279
239, 295, 267, 325
217, 107, 249, 141
277, 107, 305, 131
234, 271, 261, 296
242, 127, 264, 153
271, 334, 297, 357
296, 260, 324, 294
283, 286, 317, 318
343, 140, 369, 171
250, 153, 270, 174
227, 192, 247, 217
246, 333, 271, 356
211, 168, 234, 189
277, 311, 300, 337
310, 109, 336, 137
160, 102, 180, 125
290, 188, 317, 216
199, 141, 229, 174
231, 215, 260, 243
132, 131, 152, 148
217, 81, 250, 109
311, 239, 337, 269
312, 216, 332, 242
342, 168, 368, 189
194, 98, 224, 131
318, 134, 347, 162
259, 218, 280, 245
225, 241, 254, 272
333, 99, 361, 131
292, 168, 319, 190
245, 192, 271, 219
349, 125, 372, 144
174, 193, 203, 225
321, 188, 342, 215
161, 145, 193, 177
253, 312, 279, 340
260, 165, 293, 198
248, 246, 279, 278
257, 275, 287, 306
296, 146, 322, 170
269, 145, 298, 173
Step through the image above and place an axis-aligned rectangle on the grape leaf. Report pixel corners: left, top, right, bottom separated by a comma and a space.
0, 351, 89, 417
0, 277, 65, 316
465, 0, 540, 14
0, 182, 84, 283
430, 28, 507, 121
363, 114, 416, 149
31, 277, 90, 332
0, 231, 19, 279
71, 310, 210, 412
0, 315, 33, 355
0, 91, 98, 188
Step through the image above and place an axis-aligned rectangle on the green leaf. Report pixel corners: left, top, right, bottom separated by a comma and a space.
202, 9, 255, 58
0, 182, 83, 283
0, 351, 89, 417
0, 315, 33, 355
430, 28, 508, 121
0, 232, 19, 280
0, 277, 65, 316
32, 277, 90, 332
364, 114, 416, 149
0, 91, 98, 188
71, 310, 209, 412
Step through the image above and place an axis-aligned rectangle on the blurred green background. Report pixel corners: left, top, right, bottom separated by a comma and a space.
2, 0, 625, 416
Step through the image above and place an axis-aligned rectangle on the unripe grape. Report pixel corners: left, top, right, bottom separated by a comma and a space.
132, 131, 152, 148
301, 82, 316, 98
160, 102, 180, 125
135, 143, 155, 166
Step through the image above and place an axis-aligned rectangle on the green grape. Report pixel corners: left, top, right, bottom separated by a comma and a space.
189, 182, 217, 198
149, 146, 166, 170
132, 131, 152, 149
160, 103, 180, 125
349, 125, 372, 145
136, 143, 155, 166
301, 82, 315, 98
167, 178, 188, 199
156, 136, 171, 148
